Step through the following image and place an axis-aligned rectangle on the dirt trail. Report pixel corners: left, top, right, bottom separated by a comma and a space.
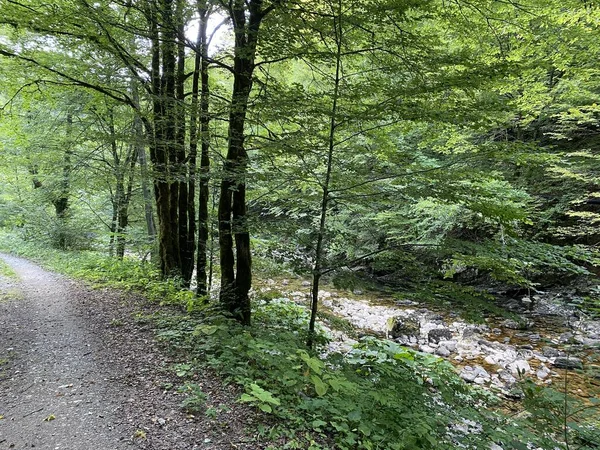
0, 254, 263, 450
0, 254, 132, 449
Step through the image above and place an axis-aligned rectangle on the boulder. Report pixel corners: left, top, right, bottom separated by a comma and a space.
553, 357, 583, 370
387, 316, 420, 339
428, 328, 453, 344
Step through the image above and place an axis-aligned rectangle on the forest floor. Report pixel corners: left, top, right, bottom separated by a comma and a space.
0, 254, 268, 450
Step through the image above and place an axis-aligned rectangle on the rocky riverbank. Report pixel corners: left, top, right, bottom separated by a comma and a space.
259, 279, 600, 400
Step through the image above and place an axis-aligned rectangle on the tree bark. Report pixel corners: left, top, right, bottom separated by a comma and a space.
218, 0, 272, 324
190, 3, 211, 296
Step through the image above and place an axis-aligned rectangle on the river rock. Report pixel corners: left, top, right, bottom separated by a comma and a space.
438, 340, 457, 352
498, 369, 517, 385
387, 316, 420, 339
484, 355, 497, 365
460, 365, 490, 383
559, 332, 574, 343
553, 357, 583, 370
419, 344, 435, 354
301, 280, 311, 287
502, 318, 532, 330
428, 328, 453, 344
574, 335, 600, 347
462, 326, 481, 340
507, 359, 530, 375
427, 313, 444, 322
436, 346, 451, 357
395, 299, 419, 307
537, 366, 550, 380
542, 346, 563, 358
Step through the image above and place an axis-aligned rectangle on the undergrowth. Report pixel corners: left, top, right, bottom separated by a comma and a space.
0, 257, 18, 279
1, 231, 599, 449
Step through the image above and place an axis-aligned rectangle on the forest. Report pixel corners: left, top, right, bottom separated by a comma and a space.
0, 0, 600, 449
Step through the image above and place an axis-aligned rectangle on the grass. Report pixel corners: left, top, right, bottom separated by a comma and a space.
0, 258, 18, 279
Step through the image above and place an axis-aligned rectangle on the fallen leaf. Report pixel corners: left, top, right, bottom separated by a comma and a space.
134, 429, 147, 439
44, 414, 56, 422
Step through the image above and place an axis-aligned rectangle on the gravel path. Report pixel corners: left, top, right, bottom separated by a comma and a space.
0, 254, 265, 450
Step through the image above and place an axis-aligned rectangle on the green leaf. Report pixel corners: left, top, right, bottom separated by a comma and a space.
249, 384, 280, 405
348, 409, 362, 421
311, 374, 328, 397
194, 325, 219, 336
312, 419, 327, 430
258, 403, 272, 413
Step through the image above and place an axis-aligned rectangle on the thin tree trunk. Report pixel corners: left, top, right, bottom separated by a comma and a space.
132, 85, 156, 244
53, 112, 72, 249
191, 3, 211, 296
108, 193, 118, 256
116, 141, 138, 260
176, 0, 192, 285
307, 2, 343, 349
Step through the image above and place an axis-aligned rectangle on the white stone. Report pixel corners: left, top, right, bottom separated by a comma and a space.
484, 355, 497, 365
436, 346, 451, 357
438, 340, 457, 352
507, 359, 530, 375
537, 366, 550, 380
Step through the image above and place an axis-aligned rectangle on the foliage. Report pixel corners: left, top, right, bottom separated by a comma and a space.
154, 299, 592, 450
521, 379, 600, 450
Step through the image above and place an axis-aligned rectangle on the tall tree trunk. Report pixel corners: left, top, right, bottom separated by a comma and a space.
176, 0, 193, 285
162, 0, 181, 277
307, 1, 343, 349
218, 0, 273, 324
191, 3, 211, 296
147, 0, 182, 278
